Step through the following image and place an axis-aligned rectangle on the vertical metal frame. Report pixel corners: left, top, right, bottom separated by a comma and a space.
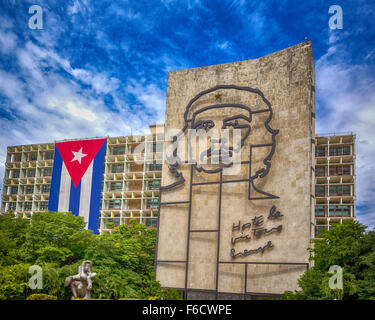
184, 165, 194, 298
154, 85, 309, 299
155, 168, 309, 299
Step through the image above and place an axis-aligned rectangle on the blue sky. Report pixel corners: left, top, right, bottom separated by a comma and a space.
0, 0, 374, 228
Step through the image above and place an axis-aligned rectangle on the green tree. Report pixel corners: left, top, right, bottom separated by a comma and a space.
20, 211, 94, 265
0, 263, 30, 300
282, 220, 375, 300
355, 230, 375, 299
0, 212, 29, 266
84, 219, 180, 299
0, 213, 180, 300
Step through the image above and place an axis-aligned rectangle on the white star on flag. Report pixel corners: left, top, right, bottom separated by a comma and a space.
71, 147, 88, 164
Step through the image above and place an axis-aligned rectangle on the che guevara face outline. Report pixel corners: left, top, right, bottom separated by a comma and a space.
188, 104, 253, 174
162, 84, 279, 191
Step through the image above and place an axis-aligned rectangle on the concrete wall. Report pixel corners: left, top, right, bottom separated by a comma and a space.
156, 41, 315, 297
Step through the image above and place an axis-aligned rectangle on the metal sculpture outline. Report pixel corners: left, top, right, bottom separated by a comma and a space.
161, 84, 279, 201
153, 84, 303, 300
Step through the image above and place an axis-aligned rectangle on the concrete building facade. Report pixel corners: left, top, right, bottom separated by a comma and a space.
155, 41, 316, 299
314, 133, 356, 236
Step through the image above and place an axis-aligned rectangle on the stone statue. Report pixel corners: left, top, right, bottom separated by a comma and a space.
65, 260, 97, 300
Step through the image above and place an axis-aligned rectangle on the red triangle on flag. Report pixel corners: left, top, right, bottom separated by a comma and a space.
56, 138, 106, 187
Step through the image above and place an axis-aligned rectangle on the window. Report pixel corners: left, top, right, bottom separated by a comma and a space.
12, 170, 20, 178
27, 169, 36, 177
343, 185, 351, 195
42, 185, 50, 194
40, 202, 48, 210
110, 182, 123, 191
329, 166, 336, 176
315, 167, 325, 177
13, 154, 21, 162
112, 146, 125, 155
43, 168, 52, 176
146, 198, 159, 209
44, 152, 54, 160
24, 202, 32, 211
111, 164, 124, 173
145, 218, 158, 228
329, 165, 351, 176
329, 146, 339, 156
329, 205, 350, 216
315, 225, 327, 237
329, 146, 351, 156
11, 186, 18, 194
149, 163, 162, 171
315, 186, 325, 197
29, 153, 37, 161
315, 147, 325, 157
108, 200, 121, 209
9, 202, 16, 211
315, 206, 325, 216
329, 185, 350, 196
341, 206, 350, 216
26, 185, 34, 194
148, 180, 161, 190
342, 166, 351, 175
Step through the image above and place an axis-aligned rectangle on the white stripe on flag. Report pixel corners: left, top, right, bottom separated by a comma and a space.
79, 161, 93, 228
58, 163, 71, 212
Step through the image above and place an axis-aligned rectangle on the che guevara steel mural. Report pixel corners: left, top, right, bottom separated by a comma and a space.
159, 84, 283, 258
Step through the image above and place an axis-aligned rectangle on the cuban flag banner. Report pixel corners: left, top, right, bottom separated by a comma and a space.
48, 138, 107, 234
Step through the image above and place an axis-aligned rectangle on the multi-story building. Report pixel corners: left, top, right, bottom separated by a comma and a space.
0, 125, 164, 232
0, 129, 356, 236
314, 133, 356, 237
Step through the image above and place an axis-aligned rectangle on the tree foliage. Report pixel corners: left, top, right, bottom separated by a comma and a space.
27, 293, 57, 300
0, 212, 29, 266
0, 263, 30, 300
20, 211, 94, 265
282, 220, 375, 300
0, 212, 180, 300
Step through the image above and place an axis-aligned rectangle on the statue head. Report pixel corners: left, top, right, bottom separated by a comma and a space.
81, 260, 92, 274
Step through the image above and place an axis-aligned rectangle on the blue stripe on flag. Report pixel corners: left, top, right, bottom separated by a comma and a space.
48, 146, 63, 211
69, 180, 81, 216
88, 140, 106, 234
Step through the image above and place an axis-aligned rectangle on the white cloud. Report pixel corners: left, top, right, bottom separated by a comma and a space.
67, 0, 81, 15
126, 81, 166, 124
0, 30, 17, 54
0, 27, 161, 192
216, 41, 230, 50
357, 210, 375, 231
316, 31, 375, 229
66, 102, 97, 121
70, 68, 120, 94
161, 0, 202, 10
365, 49, 375, 60
67, 0, 90, 16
